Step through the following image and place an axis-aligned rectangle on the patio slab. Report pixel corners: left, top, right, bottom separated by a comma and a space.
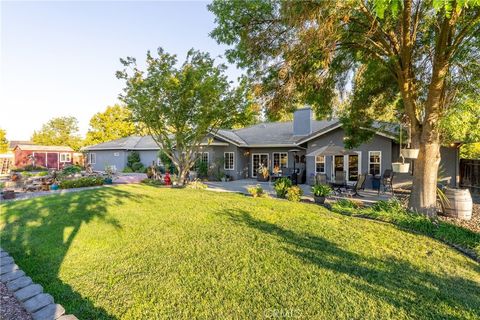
205, 179, 394, 204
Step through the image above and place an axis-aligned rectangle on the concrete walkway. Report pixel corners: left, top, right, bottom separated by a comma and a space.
205, 179, 394, 204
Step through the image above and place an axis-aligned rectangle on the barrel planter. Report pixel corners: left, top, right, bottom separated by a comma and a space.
443, 188, 473, 220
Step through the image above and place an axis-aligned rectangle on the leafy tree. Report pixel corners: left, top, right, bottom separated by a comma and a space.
460, 143, 480, 159
126, 151, 141, 169
31, 116, 83, 151
86, 104, 138, 145
0, 128, 8, 153
209, 0, 480, 215
117, 48, 248, 185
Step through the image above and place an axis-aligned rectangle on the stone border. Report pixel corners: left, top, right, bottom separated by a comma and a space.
0, 248, 77, 320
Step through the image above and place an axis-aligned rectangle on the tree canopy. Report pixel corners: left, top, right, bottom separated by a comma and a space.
117, 48, 251, 185
209, 0, 480, 215
31, 116, 83, 151
85, 104, 139, 145
0, 128, 8, 153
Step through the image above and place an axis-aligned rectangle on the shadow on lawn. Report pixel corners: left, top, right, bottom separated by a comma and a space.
217, 208, 480, 319
0, 186, 147, 319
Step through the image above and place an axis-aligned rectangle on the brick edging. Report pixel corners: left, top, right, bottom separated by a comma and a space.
0, 248, 78, 320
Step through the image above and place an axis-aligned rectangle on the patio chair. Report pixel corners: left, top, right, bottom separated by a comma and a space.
315, 173, 328, 185
378, 169, 394, 195
347, 173, 367, 197
331, 171, 346, 193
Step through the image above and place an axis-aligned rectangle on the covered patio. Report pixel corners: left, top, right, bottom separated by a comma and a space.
205, 179, 402, 204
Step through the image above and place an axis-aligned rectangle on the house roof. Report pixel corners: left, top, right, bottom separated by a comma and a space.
9, 140, 35, 149
82, 135, 160, 151
82, 119, 399, 151
15, 145, 74, 152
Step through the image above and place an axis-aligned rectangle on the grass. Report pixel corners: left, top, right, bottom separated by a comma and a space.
1, 185, 479, 319
331, 198, 480, 258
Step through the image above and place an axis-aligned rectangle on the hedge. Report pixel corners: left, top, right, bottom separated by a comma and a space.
59, 177, 105, 189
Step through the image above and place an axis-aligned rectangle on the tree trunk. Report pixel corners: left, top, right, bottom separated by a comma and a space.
176, 165, 190, 187
408, 140, 441, 217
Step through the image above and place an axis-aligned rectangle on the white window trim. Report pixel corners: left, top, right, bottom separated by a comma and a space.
60, 153, 71, 163
368, 151, 382, 176
251, 153, 269, 178
272, 152, 288, 169
224, 152, 235, 171
315, 154, 326, 174
89, 153, 96, 165
113, 152, 119, 157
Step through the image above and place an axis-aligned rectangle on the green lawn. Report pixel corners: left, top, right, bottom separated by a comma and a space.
1, 185, 479, 319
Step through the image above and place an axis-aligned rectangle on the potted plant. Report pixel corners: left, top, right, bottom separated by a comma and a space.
311, 184, 332, 204
104, 165, 115, 184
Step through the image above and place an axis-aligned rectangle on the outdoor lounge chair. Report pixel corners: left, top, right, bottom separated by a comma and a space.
378, 169, 394, 195
347, 173, 367, 197
331, 171, 346, 193
315, 173, 328, 185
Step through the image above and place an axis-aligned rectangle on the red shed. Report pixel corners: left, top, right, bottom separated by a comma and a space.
13, 145, 74, 170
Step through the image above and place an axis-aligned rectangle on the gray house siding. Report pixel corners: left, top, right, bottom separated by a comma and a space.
88, 150, 127, 171
138, 150, 159, 168
305, 128, 393, 186
195, 144, 248, 180
246, 147, 303, 178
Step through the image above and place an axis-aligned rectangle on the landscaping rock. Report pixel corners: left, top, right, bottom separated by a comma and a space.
23, 293, 54, 314
1, 263, 19, 274
6, 276, 33, 292
0, 255, 14, 266
1, 269, 25, 282
15, 284, 43, 302
31, 303, 65, 320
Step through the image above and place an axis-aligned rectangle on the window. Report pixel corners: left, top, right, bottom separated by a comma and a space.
369, 151, 381, 175
60, 153, 71, 162
252, 154, 269, 177
113, 152, 119, 157
89, 153, 96, 165
201, 152, 209, 164
272, 152, 288, 169
315, 155, 325, 173
224, 152, 234, 170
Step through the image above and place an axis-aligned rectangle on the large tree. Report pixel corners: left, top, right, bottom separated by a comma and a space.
86, 104, 139, 145
32, 116, 83, 151
117, 48, 250, 185
0, 128, 8, 153
209, 0, 480, 215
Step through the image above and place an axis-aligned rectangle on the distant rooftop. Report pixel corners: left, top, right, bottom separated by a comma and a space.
14, 145, 74, 152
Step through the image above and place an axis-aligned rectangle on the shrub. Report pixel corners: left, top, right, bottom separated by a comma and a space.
197, 161, 208, 179
37, 171, 49, 177
186, 180, 208, 190
286, 185, 303, 202
122, 167, 134, 173
273, 177, 292, 198
59, 177, 104, 189
127, 151, 141, 169
247, 184, 265, 198
11, 165, 48, 172
62, 165, 82, 175
131, 162, 145, 173
311, 184, 332, 197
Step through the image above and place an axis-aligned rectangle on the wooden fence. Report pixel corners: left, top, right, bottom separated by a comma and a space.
460, 159, 480, 191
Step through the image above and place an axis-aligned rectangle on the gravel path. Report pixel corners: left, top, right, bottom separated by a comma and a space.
0, 282, 32, 320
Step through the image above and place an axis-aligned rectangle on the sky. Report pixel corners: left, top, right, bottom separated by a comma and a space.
0, 0, 241, 140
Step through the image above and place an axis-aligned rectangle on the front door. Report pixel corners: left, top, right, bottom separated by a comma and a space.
252, 153, 269, 177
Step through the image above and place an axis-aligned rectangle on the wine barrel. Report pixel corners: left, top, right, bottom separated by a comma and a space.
443, 188, 473, 220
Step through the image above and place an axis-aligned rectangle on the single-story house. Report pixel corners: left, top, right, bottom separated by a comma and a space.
14, 145, 74, 170
83, 108, 460, 186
